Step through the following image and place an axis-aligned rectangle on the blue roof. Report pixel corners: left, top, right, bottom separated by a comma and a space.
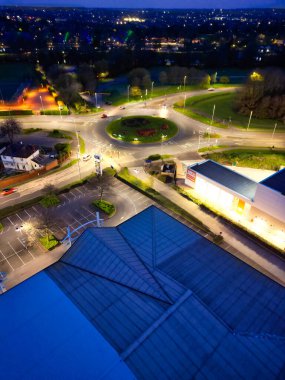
0, 271, 134, 380
1, 206, 285, 379
261, 168, 285, 195
190, 160, 258, 200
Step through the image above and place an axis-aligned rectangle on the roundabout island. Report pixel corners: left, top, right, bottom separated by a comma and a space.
106, 115, 178, 143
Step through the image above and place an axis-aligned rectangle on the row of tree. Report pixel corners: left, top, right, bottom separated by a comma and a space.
235, 68, 285, 120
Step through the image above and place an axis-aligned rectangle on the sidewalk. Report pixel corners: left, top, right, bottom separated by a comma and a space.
129, 167, 285, 287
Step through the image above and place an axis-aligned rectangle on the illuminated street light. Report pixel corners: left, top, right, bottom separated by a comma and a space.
272, 123, 277, 139
247, 110, 253, 131
151, 81, 154, 97
127, 85, 130, 102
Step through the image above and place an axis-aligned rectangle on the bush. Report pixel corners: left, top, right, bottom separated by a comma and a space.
39, 235, 59, 250
213, 234, 224, 244
55, 143, 71, 158
40, 109, 69, 115
49, 129, 72, 139
92, 199, 116, 216
0, 110, 33, 116
0, 222, 3, 232
23, 128, 42, 135
147, 154, 161, 161
40, 194, 60, 208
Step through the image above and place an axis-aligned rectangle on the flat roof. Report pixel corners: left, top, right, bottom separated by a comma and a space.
190, 160, 258, 200
261, 168, 285, 195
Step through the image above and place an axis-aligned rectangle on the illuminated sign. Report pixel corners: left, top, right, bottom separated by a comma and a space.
187, 168, 196, 182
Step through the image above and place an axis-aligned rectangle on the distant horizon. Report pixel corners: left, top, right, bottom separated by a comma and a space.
1, 0, 284, 10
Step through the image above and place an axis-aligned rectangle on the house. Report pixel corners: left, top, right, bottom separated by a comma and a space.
1, 206, 285, 379
0, 142, 58, 172
0, 142, 40, 172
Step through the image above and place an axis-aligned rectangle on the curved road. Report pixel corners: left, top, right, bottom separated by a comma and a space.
1, 87, 285, 208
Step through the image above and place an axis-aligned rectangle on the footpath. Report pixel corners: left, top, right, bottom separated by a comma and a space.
129, 167, 285, 287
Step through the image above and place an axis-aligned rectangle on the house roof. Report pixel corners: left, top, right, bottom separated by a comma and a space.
2, 142, 38, 158
1, 206, 285, 379
189, 160, 258, 200
260, 168, 285, 195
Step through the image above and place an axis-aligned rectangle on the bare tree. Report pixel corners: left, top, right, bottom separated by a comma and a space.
1, 118, 22, 144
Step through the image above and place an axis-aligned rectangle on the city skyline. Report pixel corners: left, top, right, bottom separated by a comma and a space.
1, 0, 284, 9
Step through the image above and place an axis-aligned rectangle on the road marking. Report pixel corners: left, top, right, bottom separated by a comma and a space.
16, 213, 25, 222
0, 252, 14, 271
17, 238, 35, 259
7, 217, 15, 226
8, 242, 25, 265
24, 210, 32, 218
32, 206, 41, 215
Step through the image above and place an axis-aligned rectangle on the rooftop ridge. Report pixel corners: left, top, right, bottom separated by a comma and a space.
59, 260, 173, 305
121, 290, 192, 361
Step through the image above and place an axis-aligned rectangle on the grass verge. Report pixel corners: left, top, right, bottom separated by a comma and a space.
23, 128, 42, 135
39, 235, 59, 250
40, 194, 60, 208
92, 199, 116, 216
203, 148, 285, 170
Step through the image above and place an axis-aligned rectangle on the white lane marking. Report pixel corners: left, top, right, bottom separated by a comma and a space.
8, 242, 25, 265
7, 217, 15, 226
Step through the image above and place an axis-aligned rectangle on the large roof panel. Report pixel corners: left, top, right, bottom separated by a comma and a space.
190, 160, 258, 200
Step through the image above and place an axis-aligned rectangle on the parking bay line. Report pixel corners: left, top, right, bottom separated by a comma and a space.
17, 238, 35, 259
0, 251, 14, 271
8, 242, 25, 265
7, 217, 15, 226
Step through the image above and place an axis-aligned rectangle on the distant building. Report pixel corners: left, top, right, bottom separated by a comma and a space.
1, 206, 285, 379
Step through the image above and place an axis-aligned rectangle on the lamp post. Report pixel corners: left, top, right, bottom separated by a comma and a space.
247, 110, 253, 131
183, 75, 187, 92
151, 81, 154, 97
73, 119, 81, 180
211, 104, 216, 125
127, 85, 130, 102
39, 95, 44, 115
94, 92, 98, 108
183, 93, 187, 109
272, 123, 277, 139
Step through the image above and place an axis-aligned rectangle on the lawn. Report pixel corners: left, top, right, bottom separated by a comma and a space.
48, 129, 72, 139
203, 148, 285, 170
174, 92, 284, 131
106, 116, 178, 143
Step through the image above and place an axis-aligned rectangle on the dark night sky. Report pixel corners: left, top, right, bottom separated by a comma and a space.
0, 0, 284, 8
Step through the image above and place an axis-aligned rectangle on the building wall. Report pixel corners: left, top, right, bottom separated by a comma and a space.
1, 150, 39, 172
252, 183, 285, 224
186, 168, 251, 217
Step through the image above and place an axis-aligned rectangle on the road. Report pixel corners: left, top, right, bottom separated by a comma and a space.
1, 87, 284, 208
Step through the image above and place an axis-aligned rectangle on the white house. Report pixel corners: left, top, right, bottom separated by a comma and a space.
0, 142, 40, 172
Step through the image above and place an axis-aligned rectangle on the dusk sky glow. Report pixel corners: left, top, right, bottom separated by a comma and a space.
1, 0, 284, 8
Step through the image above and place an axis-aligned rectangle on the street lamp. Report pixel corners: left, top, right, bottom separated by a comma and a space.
151, 81, 154, 97
247, 110, 253, 131
72, 119, 82, 180
127, 85, 130, 102
211, 104, 216, 125
94, 92, 98, 108
272, 123, 277, 139
39, 95, 44, 115
183, 75, 187, 92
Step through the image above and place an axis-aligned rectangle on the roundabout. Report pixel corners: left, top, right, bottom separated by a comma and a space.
106, 115, 178, 143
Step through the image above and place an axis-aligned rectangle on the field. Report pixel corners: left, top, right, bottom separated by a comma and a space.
106, 116, 178, 143
175, 92, 283, 131
203, 149, 285, 170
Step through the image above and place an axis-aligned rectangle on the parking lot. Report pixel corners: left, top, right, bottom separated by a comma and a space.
0, 178, 153, 274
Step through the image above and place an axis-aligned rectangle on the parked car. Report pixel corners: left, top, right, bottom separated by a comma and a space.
101, 114, 108, 118
1, 187, 16, 196
119, 106, 126, 110
82, 154, 91, 161
208, 87, 215, 91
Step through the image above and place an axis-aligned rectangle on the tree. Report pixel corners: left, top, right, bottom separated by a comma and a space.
159, 71, 168, 85
78, 64, 97, 93
55, 73, 82, 106
211, 72, 217, 84
130, 86, 142, 97
220, 76, 230, 84
1, 118, 22, 144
